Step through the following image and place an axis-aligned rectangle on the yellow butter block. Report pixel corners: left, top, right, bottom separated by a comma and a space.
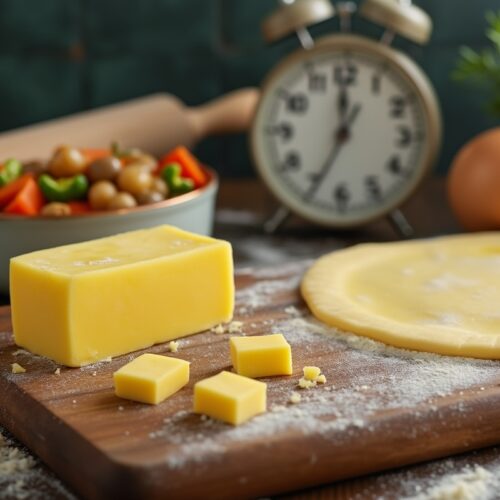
114, 353, 189, 404
230, 334, 292, 378
194, 371, 266, 425
10, 225, 234, 367
303, 366, 321, 381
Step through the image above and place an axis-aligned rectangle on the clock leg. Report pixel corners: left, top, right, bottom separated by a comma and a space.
263, 205, 291, 234
387, 209, 415, 239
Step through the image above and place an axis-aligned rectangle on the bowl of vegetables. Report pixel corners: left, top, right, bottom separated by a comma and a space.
0, 143, 218, 293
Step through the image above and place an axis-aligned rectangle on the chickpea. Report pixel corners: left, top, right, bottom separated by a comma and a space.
88, 180, 117, 210
48, 146, 87, 178
136, 191, 165, 205
41, 202, 71, 216
122, 149, 157, 171
107, 192, 137, 210
117, 165, 153, 196
87, 156, 121, 182
151, 177, 168, 198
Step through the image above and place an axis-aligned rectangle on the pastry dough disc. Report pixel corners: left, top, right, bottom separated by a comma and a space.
301, 233, 500, 359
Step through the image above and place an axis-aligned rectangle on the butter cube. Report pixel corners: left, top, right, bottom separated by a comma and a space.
230, 334, 292, 378
303, 366, 321, 381
10, 225, 234, 367
194, 371, 266, 425
114, 353, 189, 404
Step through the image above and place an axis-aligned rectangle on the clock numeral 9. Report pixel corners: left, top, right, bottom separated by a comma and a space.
333, 64, 357, 86
333, 184, 350, 211
286, 93, 308, 113
267, 122, 294, 141
365, 175, 382, 200
396, 126, 412, 147
389, 96, 406, 118
281, 151, 301, 171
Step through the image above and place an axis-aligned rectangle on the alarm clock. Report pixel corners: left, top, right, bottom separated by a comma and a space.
251, 0, 442, 235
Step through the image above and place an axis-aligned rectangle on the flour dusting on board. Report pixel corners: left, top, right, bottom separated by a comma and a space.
150, 267, 500, 470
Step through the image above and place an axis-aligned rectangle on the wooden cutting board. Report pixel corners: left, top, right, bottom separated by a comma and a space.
1, 261, 500, 499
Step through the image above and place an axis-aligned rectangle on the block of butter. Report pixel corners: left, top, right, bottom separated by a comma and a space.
10, 225, 234, 367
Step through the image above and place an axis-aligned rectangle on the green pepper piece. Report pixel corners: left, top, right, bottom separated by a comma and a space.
0, 159, 22, 187
161, 163, 194, 195
38, 174, 89, 202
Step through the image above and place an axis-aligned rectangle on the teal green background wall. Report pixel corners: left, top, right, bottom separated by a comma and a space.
0, 0, 497, 176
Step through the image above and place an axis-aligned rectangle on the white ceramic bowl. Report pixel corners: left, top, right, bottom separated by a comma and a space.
0, 167, 218, 294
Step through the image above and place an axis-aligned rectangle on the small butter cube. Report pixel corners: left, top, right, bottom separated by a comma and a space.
10, 225, 234, 366
316, 374, 327, 384
11, 363, 26, 374
194, 371, 266, 425
230, 334, 292, 378
114, 353, 189, 405
303, 366, 321, 381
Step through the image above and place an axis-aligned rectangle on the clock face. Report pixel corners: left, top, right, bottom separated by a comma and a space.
251, 35, 441, 227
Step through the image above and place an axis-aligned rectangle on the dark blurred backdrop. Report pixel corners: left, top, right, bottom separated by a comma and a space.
0, 0, 497, 176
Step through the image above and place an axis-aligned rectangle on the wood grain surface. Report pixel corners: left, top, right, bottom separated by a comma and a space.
1, 259, 500, 499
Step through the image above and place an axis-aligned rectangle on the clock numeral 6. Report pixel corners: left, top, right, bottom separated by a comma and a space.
333, 184, 350, 211
281, 151, 301, 171
333, 64, 357, 86
365, 175, 382, 200
286, 93, 309, 113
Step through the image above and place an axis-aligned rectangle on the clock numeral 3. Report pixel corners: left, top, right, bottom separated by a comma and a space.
390, 96, 406, 118
333, 184, 350, 211
333, 64, 357, 86
267, 122, 294, 141
281, 151, 301, 171
396, 126, 412, 147
308, 73, 327, 92
365, 175, 382, 200
387, 156, 404, 175
286, 93, 308, 113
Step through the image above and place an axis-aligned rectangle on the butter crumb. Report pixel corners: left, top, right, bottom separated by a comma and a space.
298, 377, 316, 389
72, 399, 76, 404
92, 371, 97, 376
11, 363, 26, 374
316, 374, 326, 384
103, 356, 112, 363
54, 368, 61, 376
228, 321, 244, 333
169, 341, 179, 353
289, 392, 302, 404
303, 366, 321, 381
211, 324, 225, 335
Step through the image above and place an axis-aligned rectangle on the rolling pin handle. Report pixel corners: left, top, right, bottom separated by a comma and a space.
387, 209, 415, 239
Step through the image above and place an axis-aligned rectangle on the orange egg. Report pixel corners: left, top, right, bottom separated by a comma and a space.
447, 128, 500, 231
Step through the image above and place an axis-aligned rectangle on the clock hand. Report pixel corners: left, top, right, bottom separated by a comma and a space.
303, 103, 362, 203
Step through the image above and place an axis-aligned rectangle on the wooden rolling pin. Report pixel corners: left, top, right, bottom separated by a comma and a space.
0, 88, 260, 160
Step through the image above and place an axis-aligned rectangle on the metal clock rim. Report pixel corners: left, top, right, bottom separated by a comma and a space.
250, 33, 443, 228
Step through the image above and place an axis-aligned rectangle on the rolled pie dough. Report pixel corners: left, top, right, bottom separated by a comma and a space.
301, 233, 500, 359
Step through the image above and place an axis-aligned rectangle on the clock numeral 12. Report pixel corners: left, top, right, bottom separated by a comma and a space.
308, 73, 327, 92
333, 64, 357, 86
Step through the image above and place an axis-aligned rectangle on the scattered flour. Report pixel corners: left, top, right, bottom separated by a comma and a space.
402, 464, 498, 500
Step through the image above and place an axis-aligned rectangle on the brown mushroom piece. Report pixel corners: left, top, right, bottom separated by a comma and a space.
117, 165, 153, 196
22, 160, 47, 177
41, 202, 72, 216
87, 156, 121, 182
107, 192, 137, 210
88, 181, 118, 210
135, 191, 165, 205
48, 146, 87, 177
